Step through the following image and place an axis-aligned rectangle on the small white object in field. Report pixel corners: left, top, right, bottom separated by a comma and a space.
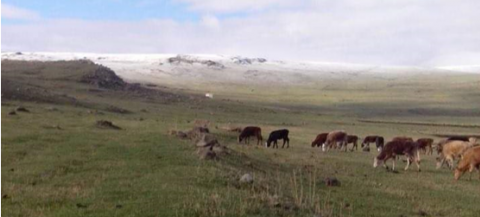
205, 93, 214, 98
377, 147, 382, 152
322, 143, 326, 152
240, 173, 253, 184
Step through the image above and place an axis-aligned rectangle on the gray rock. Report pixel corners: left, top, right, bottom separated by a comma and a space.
197, 148, 216, 160
195, 133, 219, 147
240, 173, 253, 184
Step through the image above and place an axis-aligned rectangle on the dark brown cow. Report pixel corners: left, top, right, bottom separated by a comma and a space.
311, 133, 328, 147
238, 126, 263, 145
416, 138, 434, 155
325, 131, 348, 151
361, 135, 384, 152
346, 135, 359, 151
362, 136, 378, 147
266, 129, 290, 148
373, 140, 421, 172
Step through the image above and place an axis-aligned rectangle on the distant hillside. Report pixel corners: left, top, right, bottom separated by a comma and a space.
3, 52, 477, 86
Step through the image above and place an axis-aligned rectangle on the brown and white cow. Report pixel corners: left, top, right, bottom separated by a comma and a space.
324, 130, 347, 152
361, 135, 385, 152
416, 138, 434, 155
311, 133, 328, 147
373, 140, 420, 172
346, 135, 359, 151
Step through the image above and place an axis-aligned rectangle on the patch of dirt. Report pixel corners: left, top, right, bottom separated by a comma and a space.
96, 120, 122, 130
105, 105, 132, 114
16, 106, 30, 112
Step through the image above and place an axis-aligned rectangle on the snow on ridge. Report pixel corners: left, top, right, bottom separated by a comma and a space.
2, 52, 476, 79
436, 65, 480, 73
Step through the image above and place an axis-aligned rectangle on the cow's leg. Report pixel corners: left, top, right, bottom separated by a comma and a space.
446, 156, 455, 170
286, 138, 290, 148
384, 156, 391, 170
392, 157, 396, 171
405, 156, 411, 171
414, 156, 421, 172
282, 139, 286, 148
437, 157, 445, 169
468, 164, 475, 180
382, 159, 388, 170
417, 149, 421, 162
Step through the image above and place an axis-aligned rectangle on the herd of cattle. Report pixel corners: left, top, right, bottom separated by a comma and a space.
237, 126, 480, 181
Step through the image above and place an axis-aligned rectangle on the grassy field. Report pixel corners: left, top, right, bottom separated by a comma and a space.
2, 60, 480, 217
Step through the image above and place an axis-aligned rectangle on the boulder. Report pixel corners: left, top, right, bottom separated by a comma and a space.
195, 133, 219, 147
196, 148, 216, 160
240, 173, 254, 184
212, 144, 229, 155
187, 127, 210, 140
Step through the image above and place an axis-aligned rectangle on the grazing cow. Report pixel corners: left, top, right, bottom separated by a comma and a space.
436, 137, 472, 155
435, 139, 449, 155
266, 129, 290, 148
416, 138, 434, 155
324, 131, 347, 151
436, 138, 477, 170
238, 126, 263, 145
346, 135, 359, 151
311, 133, 328, 147
454, 146, 480, 180
373, 140, 420, 171
361, 136, 384, 152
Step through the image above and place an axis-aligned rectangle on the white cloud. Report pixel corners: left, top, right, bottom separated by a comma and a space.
2, 0, 480, 66
1, 3, 40, 20
200, 15, 220, 30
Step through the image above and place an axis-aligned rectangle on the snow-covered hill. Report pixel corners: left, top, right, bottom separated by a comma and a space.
2, 52, 476, 85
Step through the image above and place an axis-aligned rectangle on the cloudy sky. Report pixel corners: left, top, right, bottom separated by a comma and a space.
2, 0, 480, 66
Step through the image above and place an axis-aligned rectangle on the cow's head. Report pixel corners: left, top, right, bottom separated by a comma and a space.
469, 137, 477, 144
454, 169, 462, 180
